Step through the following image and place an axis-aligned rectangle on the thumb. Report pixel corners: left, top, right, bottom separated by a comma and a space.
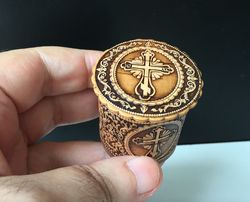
0, 156, 162, 202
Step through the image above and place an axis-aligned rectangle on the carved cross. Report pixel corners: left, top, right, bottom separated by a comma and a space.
121, 49, 174, 100
132, 126, 176, 159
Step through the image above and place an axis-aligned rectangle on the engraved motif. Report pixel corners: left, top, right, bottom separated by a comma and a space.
120, 49, 174, 100
125, 122, 181, 162
132, 126, 177, 159
111, 46, 182, 107
140, 105, 148, 113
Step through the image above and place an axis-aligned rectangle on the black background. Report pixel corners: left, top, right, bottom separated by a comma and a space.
0, 0, 249, 144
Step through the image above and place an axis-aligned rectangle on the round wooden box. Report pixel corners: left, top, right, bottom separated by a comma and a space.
92, 39, 203, 164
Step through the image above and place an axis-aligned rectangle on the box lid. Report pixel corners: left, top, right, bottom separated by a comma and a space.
92, 39, 203, 123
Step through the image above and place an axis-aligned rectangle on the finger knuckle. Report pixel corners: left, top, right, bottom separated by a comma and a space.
71, 165, 114, 202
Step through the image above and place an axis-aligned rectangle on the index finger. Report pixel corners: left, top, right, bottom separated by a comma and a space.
0, 47, 102, 112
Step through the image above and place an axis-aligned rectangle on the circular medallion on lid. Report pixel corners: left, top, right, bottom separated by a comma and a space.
92, 39, 203, 122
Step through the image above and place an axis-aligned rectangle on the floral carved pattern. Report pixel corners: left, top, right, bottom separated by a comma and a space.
99, 104, 138, 156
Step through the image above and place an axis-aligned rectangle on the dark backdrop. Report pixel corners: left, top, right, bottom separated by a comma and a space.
0, 0, 249, 144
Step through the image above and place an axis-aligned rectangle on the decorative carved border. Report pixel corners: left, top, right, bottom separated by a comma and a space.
151, 44, 198, 113
96, 41, 141, 110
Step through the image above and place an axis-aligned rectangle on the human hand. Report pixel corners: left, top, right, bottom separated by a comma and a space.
0, 47, 162, 202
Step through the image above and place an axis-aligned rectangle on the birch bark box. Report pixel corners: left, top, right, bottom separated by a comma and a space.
92, 39, 203, 164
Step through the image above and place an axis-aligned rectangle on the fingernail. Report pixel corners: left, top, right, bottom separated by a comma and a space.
127, 157, 162, 195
